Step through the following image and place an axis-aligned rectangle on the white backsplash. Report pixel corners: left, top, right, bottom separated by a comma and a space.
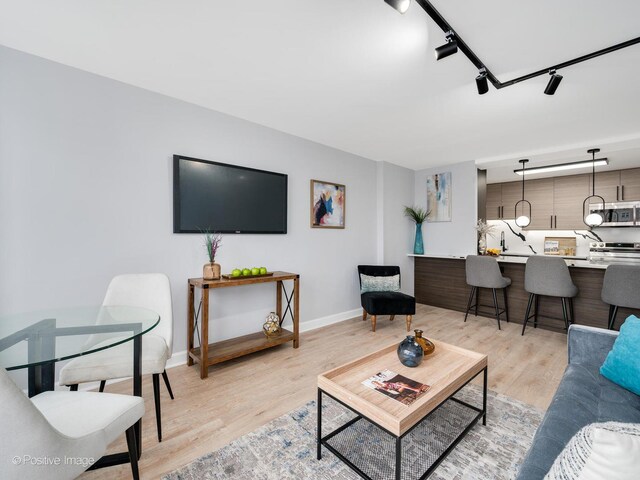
485, 220, 640, 257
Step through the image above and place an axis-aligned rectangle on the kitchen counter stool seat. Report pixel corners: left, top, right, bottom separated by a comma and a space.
601, 264, 640, 330
464, 255, 511, 330
522, 256, 578, 335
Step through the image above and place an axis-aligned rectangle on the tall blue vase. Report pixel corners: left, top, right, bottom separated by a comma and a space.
414, 223, 424, 255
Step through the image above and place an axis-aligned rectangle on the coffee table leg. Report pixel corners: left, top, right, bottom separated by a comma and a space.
395, 436, 402, 480
317, 388, 322, 460
483, 366, 488, 426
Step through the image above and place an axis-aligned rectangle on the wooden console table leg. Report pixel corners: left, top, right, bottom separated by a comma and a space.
293, 276, 300, 348
187, 283, 195, 367
200, 286, 210, 379
276, 281, 283, 321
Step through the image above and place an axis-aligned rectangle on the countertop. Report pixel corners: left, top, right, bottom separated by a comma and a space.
407, 253, 609, 269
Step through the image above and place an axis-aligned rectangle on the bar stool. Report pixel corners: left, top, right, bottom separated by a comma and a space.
522, 256, 578, 335
601, 264, 640, 330
464, 255, 511, 330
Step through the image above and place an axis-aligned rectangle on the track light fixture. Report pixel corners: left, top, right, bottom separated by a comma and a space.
544, 70, 563, 95
384, 0, 411, 14
435, 31, 458, 61
476, 68, 488, 95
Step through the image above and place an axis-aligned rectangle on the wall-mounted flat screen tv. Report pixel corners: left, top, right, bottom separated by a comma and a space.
173, 155, 288, 234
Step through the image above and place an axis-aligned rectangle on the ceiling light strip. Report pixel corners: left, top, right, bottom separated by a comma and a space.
513, 159, 609, 176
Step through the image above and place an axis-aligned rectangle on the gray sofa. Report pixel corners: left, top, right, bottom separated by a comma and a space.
516, 324, 640, 479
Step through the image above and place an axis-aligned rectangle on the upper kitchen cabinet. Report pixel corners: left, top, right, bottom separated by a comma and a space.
590, 168, 640, 202
500, 181, 523, 221
621, 168, 640, 201
524, 178, 555, 230
554, 174, 589, 230
486, 184, 502, 220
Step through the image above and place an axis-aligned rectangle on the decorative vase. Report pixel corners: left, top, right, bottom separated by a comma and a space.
397, 335, 424, 368
413, 329, 435, 356
478, 235, 487, 255
262, 312, 281, 338
203, 262, 221, 280
414, 223, 424, 255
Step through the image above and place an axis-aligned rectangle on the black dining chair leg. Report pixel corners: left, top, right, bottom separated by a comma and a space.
609, 305, 619, 330
561, 298, 569, 331
533, 294, 540, 328
464, 287, 476, 322
491, 289, 501, 330
474, 288, 479, 316
162, 370, 175, 400
99, 380, 106, 393
69, 384, 78, 392
503, 288, 510, 323
125, 425, 140, 480
152, 373, 162, 442
568, 298, 575, 325
522, 293, 534, 336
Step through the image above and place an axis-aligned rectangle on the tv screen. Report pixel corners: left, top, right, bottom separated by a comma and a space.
173, 155, 288, 234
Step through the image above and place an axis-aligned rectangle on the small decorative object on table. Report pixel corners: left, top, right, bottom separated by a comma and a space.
203, 231, 223, 280
262, 311, 281, 338
404, 206, 429, 255
474, 219, 498, 255
413, 329, 435, 355
486, 248, 501, 257
397, 335, 424, 367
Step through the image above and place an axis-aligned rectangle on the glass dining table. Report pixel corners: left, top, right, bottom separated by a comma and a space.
0, 305, 159, 468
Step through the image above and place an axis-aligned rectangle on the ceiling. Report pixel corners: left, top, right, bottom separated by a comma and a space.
1, 0, 640, 170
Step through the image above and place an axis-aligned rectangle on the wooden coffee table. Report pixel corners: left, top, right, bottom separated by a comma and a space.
317, 340, 488, 480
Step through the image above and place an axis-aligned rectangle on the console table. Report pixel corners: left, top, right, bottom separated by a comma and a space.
187, 271, 300, 379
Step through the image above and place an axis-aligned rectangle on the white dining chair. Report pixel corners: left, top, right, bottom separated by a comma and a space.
59, 273, 174, 442
1, 367, 144, 480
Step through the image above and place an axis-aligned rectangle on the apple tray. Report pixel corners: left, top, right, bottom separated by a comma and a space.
221, 272, 275, 280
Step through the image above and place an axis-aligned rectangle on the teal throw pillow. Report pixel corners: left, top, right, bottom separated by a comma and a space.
360, 274, 400, 294
600, 315, 640, 396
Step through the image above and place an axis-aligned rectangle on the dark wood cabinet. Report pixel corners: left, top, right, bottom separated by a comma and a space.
554, 174, 589, 230
486, 184, 502, 220
524, 178, 555, 230
621, 168, 640, 201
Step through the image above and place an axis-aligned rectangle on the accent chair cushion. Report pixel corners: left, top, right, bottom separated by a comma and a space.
600, 315, 640, 396
361, 291, 415, 316
544, 422, 640, 480
360, 273, 400, 294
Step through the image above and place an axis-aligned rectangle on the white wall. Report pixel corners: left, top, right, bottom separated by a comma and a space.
380, 162, 416, 295
413, 161, 478, 256
0, 46, 386, 362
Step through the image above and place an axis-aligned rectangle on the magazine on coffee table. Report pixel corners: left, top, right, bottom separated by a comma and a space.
362, 369, 430, 406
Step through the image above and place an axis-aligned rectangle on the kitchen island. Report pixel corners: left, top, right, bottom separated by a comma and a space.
411, 254, 633, 332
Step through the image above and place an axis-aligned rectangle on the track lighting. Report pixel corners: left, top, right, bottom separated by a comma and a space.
384, 0, 411, 14
476, 68, 488, 95
544, 70, 563, 95
435, 31, 458, 60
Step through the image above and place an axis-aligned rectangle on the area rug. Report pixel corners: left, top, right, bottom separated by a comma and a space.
163, 384, 542, 480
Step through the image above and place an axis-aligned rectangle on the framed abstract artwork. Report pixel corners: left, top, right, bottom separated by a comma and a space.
426, 172, 452, 222
310, 179, 345, 228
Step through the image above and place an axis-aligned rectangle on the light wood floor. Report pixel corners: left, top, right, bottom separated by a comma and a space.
82, 304, 568, 480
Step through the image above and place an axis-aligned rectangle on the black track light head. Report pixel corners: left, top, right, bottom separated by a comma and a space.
384, 0, 411, 14
476, 68, 488, 95
544, 70, 563, 95
435, 31, 458, 61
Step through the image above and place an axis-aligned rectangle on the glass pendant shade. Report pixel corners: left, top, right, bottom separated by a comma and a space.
585, 212, 604, 227
515, 215, 531, 227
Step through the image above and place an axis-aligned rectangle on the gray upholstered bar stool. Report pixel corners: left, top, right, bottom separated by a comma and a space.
522, 256, 578, 335
464, 255, 511, 330
601, 264, 640, 330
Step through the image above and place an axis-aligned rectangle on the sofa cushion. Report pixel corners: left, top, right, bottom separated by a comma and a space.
544, 422, 640, 480
361, 292, 415, 316
600, 315, 640, 396
360, 274, 400, 294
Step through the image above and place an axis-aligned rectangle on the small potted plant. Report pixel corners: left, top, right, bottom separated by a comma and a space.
203, 231, 223, 280
404, 206, 429, 255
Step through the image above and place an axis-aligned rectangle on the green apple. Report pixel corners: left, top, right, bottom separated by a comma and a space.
251, 267, 260, 275
242, 268, 251, 276
259, 267, 267, 275
231, 269, 241, 277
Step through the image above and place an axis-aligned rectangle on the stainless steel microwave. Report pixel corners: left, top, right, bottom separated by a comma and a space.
588, 201, 639, 227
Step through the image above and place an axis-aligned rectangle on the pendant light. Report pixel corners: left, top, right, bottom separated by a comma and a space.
515, 159, 531, 227
583, 148, 605, 227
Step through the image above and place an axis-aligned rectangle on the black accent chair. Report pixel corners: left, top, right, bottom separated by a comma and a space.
357, 265, 416, 332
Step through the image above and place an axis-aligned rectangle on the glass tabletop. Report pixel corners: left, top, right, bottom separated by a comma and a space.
0, 306, 160, 370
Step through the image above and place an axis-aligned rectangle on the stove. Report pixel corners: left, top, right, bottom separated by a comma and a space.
589, 242, 640, 264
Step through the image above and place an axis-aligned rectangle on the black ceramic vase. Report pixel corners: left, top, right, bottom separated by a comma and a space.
397, 335, 424, 368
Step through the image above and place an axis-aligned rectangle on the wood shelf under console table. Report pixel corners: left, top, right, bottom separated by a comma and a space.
187, 271, 300, 379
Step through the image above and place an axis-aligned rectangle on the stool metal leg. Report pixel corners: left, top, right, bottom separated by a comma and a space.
464, 286, 476, 322
475, 288, 479, 316
491, 288, 501, 330
503, 288, 510, 323
561, 298, 569, 331
522, 293, 534, 336
608, 305, 619, 330
533, 295, 540, 328
568, 298, 575, 325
